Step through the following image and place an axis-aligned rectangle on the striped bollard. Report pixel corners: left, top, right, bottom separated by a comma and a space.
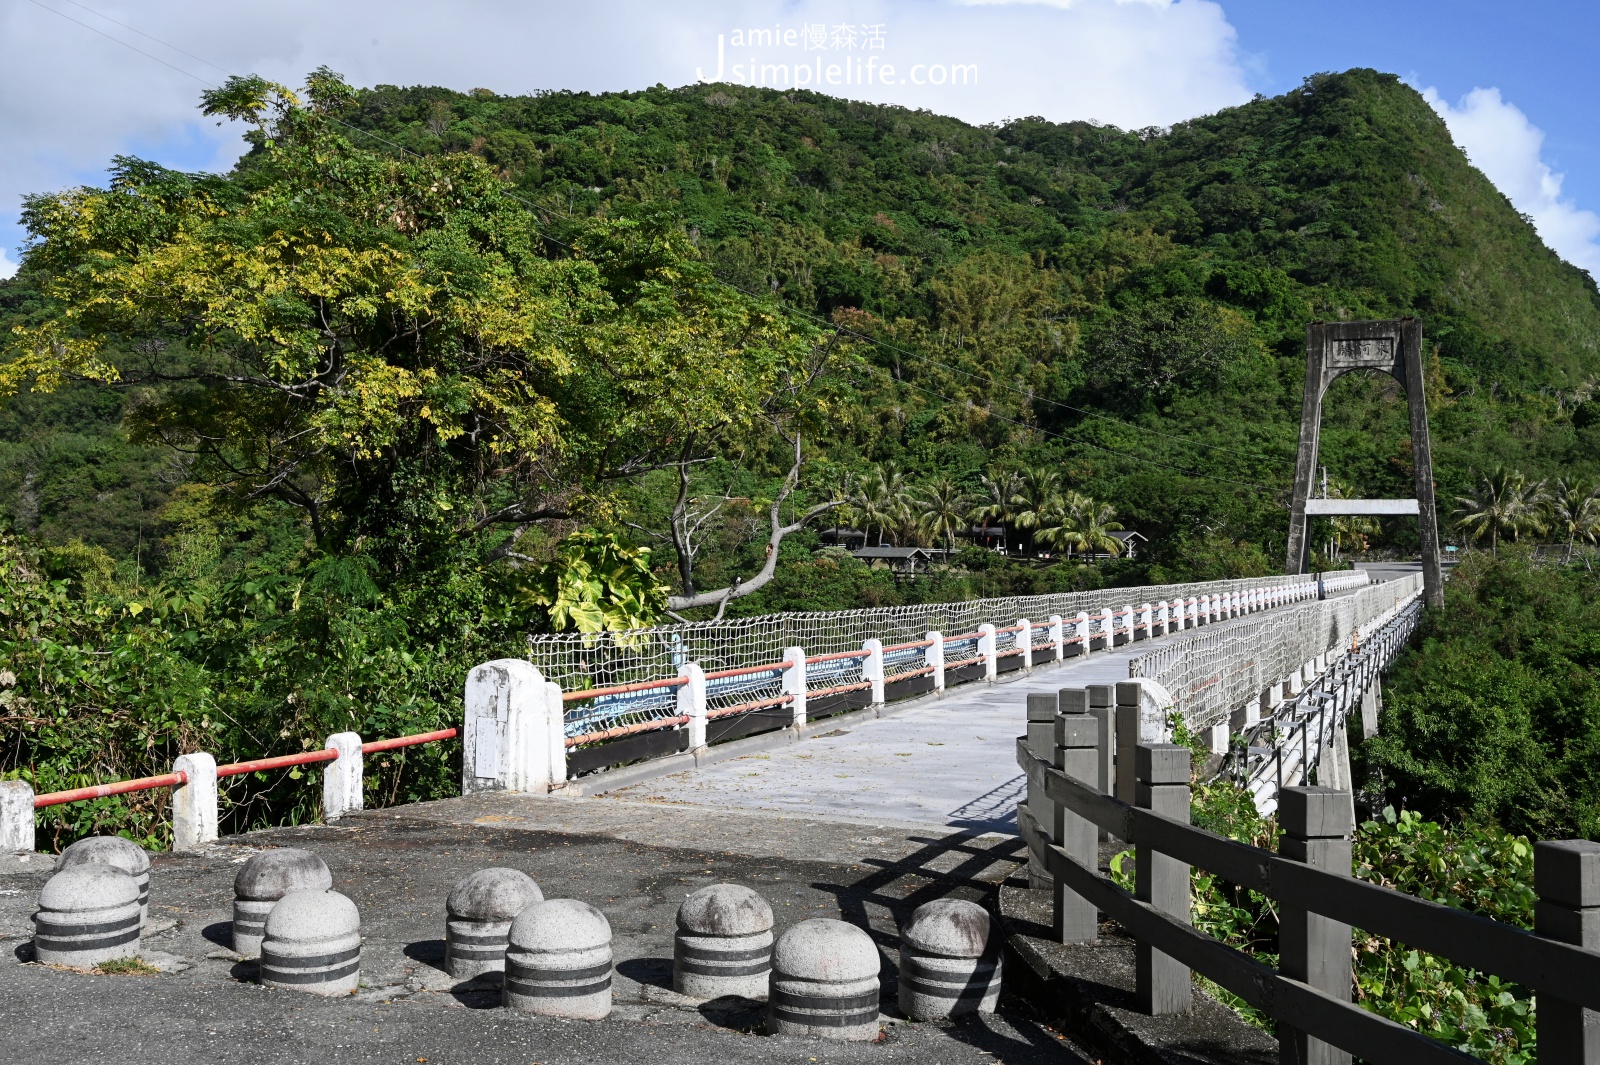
446, 868, 543, 980
898, 899, 1001, 1019
33, 866, 141, 967
57, 836, 149, 927
768, 919, 880, 1040
233, 848, 332, 957
260, 889, 362, 995
673, 883, 774, 1000
504, 899, 614, 1019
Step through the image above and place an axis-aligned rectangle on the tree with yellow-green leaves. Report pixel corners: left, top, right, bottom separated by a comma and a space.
4, 69, 844, 581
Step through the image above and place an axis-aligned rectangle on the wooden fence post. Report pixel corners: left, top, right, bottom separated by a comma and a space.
1135, 742, 1191, 1015
1054, 709, 1099, 944
1536, 840, 1600, 1065
1279, 786, 1354, 1065
1025, 693, 1058, 889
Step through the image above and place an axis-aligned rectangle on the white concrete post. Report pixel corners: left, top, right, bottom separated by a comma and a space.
924, 631, 945, 690
1170, 600, 1184, 633
783, 647, 808, 727
680, 663, 708, 751
463, 659, 553, 795
322, 732, 363, 821
1047, 615, 1065, 661
0, 779, 33, 854
172, 752, 218, 852
1188, 596, 1199, 626
1098, 607, 1114, 649
1017, 619, 1033, 669
1156, 601, 1168, 636
543, 682, 568, 787
862, 639, 886, 703
1139, 603, 1153, 640
978, 624, 998, 680
1073, 611, 1091, 655
1121, 605, 1135, 645
1206, 724, 1230, 755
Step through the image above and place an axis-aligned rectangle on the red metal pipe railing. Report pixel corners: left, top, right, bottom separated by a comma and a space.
566, 714, 690, 747
807, 681, 873, 698
216, 749, 338, 779
882, 638, 935, 653
703, 662, 786, 681
805, 648, 870, 664
708, 694, 794, 720
561, 676, 687, 702
32, 726, 461, 808
361, 727, 458, 754
33, 772, 188, 809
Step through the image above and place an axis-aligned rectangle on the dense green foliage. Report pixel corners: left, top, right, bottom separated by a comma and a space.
1368, 551, 1600, 838
6, 67, 1600, 598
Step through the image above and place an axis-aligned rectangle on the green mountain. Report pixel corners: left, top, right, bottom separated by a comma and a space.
4, 68, 1599, 578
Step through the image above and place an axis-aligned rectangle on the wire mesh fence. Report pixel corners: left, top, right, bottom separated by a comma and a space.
1129, 573, 1423, 730
530, 572, 1340, 738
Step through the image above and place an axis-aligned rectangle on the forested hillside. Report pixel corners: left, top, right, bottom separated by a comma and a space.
3, 68, 1598, 598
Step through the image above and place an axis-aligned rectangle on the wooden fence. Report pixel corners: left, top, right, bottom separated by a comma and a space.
1015, 699, 1600, 1065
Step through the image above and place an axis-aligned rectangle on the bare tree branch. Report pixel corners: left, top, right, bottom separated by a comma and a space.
665, 431, 843, 614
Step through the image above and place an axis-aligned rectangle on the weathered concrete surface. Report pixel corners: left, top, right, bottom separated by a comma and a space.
0, 803, 1089, 1064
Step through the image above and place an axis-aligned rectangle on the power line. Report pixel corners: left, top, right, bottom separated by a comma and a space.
26, 0, 1289, 495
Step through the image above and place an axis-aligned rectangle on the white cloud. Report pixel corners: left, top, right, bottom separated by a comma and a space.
1423, 85, 1600, 275
0, 0, 1251, 252
0, 245, 16, 281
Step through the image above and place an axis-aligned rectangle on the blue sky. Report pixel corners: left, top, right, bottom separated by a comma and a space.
2, 0, 1596, 277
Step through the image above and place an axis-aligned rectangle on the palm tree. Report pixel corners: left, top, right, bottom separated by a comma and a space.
1454, 467, 1546, 555
970, 468, 1022, 553
1010, 467, 1063, 556
853, 464, 911, 547
1074, 498, 1126, 560
913, 477, 974, 553
1036, 492, 1125, 560
1549, 478, 1600, 561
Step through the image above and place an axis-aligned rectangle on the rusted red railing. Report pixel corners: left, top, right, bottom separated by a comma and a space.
805, 648, 870, 664
703, 662, 787, 681
561, 676, 687, 702
32, 726, 461, 809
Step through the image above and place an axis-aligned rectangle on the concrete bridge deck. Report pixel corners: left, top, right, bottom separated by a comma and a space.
600, 617, 1215, 835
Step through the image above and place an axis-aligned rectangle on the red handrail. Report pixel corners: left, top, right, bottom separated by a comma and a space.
882, 638, 934, 652
708, 694, 794, 720
561, 676, 687, 702
216, 749, 338, 779
566, 714, 690, 747
362, 727, 458, 754
32, 726, 462, 808
703, 662, 786, 681
806, 648, 870, 664
994, 624, 1025, 634
33, 772, 188, 809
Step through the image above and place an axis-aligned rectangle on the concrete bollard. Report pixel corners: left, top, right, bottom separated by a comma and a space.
57, 836, 150, 927
768, 918, 881, 1040
233, 848, 333, 957
260, 889, 362, 995
898, 899, 1001, 1020
33, 866, 141, 967
673, 883, 774, 1000
445, 867, 543, 980
504, 898, 614, 1019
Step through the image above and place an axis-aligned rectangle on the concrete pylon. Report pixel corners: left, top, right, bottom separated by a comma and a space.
1286, 318, 1444, 608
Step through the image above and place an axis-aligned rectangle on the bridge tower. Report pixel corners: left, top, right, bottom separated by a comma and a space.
1286, 318, 1444, 608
